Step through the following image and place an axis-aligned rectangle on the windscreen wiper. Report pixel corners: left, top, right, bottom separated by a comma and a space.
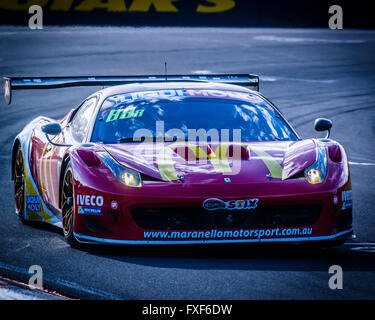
118, 137, 146, 143
119, 136, 187, 143
118, 136, 166, 143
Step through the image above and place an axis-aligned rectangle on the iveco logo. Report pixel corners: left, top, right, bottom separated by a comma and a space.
203, 198, 259, 211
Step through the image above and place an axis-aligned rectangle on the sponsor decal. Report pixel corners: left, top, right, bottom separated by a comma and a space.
76, 195, 104, 215
107, 90, 186, 105
26, 195, 41, 212
0, 1, 236, 13
185, 89, 261, 103
106, 89, 262, 106
78, 206, 102, 215
143, 226, 314, 240
76, 194, 104, 207
110, 200, 119, 210
105, 107, 145, 123
341, 190, 352, 210
203, 198, 259, 211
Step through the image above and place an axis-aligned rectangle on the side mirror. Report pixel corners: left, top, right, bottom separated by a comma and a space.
314, 118, 332, 138
42, 122, 62, 136
41, 122, 71, 147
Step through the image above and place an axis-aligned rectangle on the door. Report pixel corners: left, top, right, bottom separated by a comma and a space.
38, 97, 98, 210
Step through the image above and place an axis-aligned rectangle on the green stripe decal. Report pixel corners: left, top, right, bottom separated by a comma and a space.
251, 148, 283, 179
156, 147, 179, 181
209, 145, 232, 173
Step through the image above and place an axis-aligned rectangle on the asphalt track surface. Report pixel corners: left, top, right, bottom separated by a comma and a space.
0, 27, 375, 300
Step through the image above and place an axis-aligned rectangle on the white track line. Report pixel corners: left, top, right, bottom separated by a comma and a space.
0, 288, 42, 300
254, 35, 367, 44
343, 242, 375, 246
260, 75, 337, 84
349, 161, 375, 166
192, 70, 213, 75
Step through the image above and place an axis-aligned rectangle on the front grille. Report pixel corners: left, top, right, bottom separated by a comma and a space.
131, 205, 322, 230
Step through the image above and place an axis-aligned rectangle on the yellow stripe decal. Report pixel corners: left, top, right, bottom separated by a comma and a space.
209, 144, 232, 173
39, 144, 48, 195
48, 146, 56, 206
251, 148, 283, 179
43, 145, 49, 197
27, 144, 52, 223
156, 147, 179, 181
157, 144, 283, 180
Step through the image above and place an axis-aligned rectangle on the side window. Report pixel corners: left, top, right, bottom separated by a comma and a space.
70, 97, 97, 142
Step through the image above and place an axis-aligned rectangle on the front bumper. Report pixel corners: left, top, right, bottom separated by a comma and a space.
72, 180, 353, 245
74, 228, 354, 245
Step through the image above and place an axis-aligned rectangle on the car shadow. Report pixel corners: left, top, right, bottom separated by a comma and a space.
22, 220, 63, 236
80, 240, 375, 272
23, 221, 375, 273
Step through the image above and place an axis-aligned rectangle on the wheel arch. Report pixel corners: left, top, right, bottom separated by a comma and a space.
58, 152, 71, 209
11, 138, 22, 180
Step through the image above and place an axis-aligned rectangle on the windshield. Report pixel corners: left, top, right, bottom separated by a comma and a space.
91, 89, 298, 144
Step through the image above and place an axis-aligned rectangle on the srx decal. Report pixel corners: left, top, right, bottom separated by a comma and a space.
203, 198, 259, 211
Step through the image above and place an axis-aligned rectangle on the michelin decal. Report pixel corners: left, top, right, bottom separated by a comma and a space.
76, 194, 104, 215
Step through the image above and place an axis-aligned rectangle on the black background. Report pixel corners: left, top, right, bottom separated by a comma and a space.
0, 0, 373, 28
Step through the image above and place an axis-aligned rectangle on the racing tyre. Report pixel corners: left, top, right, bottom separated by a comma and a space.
13, 147, 27, 224
61, 163, 79, 247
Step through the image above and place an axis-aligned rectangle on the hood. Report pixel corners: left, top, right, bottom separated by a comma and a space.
103, 139, 317, 184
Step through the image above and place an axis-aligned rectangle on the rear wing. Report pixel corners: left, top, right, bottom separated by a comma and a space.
3, 74, 259, 105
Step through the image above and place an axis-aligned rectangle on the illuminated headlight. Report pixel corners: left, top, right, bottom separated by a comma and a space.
97, 152, 142, 187
304, 146, 327, 184
305, 168, 322, 184
122, 171, 141, 187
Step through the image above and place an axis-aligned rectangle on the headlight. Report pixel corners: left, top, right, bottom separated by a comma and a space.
305, 168, 322, 184
304, 146, 327, 184
96, 151, 142, 187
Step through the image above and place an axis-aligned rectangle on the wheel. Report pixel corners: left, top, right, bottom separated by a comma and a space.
61, 163, 79, 247
13, 147, 27, 223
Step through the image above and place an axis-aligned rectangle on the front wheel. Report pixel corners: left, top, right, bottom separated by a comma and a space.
61, 163, 79, 247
